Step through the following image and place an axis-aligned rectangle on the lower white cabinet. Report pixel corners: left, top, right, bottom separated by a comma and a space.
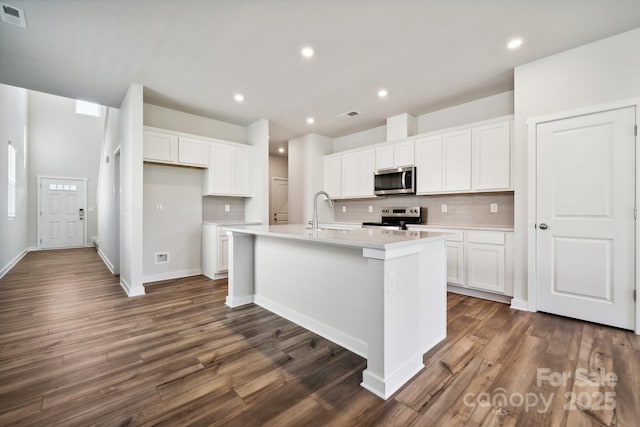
202, 224, 230, 278
408, 226, 514, 297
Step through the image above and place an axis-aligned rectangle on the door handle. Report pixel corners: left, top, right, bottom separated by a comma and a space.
539, 223, 548, 230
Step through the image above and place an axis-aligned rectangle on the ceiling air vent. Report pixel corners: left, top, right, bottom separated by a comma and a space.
337, 110, 361, 120
0, 3, 27, 29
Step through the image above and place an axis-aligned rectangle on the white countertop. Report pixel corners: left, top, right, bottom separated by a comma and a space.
224, 224, 448, 250
203, 221, 262, 226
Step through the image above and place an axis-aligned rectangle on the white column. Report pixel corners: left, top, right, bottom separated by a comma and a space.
225, 231, 255, 307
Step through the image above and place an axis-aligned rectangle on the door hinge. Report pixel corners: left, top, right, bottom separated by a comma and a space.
634, 290, 637, 302
635, 124, 638, 137
39, 239, 42, 244
635, 207, 638, 220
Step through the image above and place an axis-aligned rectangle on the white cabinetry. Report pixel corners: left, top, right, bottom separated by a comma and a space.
375, 140, 415, 170
472, 120, 511, 190
443, 129, 472, 192
143, 128, 208, 167
414, 117, 512, 195
202, 223, 229, 278
323, 154, 342, 197
341, 149, 375, 198
408, 226, 514, 299
203, 142, 253, 197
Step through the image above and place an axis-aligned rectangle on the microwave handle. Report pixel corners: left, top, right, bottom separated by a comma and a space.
401, 171, 407, 189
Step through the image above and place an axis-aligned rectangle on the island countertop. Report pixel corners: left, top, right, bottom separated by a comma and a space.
224, 224, 448, 250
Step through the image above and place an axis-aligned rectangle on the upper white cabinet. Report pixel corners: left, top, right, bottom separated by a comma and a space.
143, 128, 208, 167
415, 117, 512, 194
375, 140, 415, 170
323, 154, 342, 197
472, 120, 511, 190
443, 129, 472, 192
203, 141, 253, 197
341, 149, 375, 198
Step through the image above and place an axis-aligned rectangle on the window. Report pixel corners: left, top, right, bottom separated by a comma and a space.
8, 142, 16, 218
75, 100, 101, 117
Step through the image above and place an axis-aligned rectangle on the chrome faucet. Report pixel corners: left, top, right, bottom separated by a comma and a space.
312, 191, 334, 230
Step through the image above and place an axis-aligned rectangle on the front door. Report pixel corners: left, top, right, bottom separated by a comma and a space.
39, 177, 86, 249
536, 106, 636, 330
271, 178, 288, 225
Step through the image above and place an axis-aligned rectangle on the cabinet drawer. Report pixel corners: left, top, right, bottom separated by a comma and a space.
467, 231, 505, 245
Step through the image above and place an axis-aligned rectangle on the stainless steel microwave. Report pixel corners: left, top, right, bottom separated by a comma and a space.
374, 166, 416, 195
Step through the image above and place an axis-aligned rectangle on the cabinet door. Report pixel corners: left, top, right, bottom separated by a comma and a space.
467, 243, 505, 293
443, 129, 472, 191
375, 145, 394, 170
178, 136, 208, 167
358, 149, 376, 196
446, 241, 465, 285
144, 130, 178, 163
393, 140, 414, 167
217, 236, 229, 272
209, 143, 233, 194
415, 136, 443, 193
232, 146, 252, 195
324, 155, 342, 197
341, 152, 360, 197
472, 120, 511, 190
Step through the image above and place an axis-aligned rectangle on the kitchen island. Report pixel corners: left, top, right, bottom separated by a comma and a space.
224, 224, 447, 399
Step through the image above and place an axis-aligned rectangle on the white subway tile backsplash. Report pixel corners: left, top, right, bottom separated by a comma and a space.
333, 192, 514, 227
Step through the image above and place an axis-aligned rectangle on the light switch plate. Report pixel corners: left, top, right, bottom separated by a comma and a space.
368, 205, 373, 213
490, 203, 498, 213
342, 205, 347, 213
224, 204, 230, 213
441, 204, 448, 213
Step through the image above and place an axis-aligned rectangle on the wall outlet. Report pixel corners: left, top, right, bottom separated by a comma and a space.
342, 205, 347, 213
155, 252, 169, 264
368, 205, 373, 213
155, 202, 163, 212
441, 204, 448, 213
387, 272, 396, 293
490, 203, 498, 213
224, 204, 230, 213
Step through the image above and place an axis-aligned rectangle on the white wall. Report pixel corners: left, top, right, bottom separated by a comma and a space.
143, 164, 203, 282
27, 90, 105, 247
269, 155, 288, 179
288, 133, 334, 224
512, 27, 640, 308
144, 103, 245, 143
96, 107, 120, 273
332, 91, 514, 153
0, 84, 29, 278
245, 119, 270, 225
119, 84, 145, 296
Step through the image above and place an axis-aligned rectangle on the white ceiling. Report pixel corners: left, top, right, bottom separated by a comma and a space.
1, 1, 640, 155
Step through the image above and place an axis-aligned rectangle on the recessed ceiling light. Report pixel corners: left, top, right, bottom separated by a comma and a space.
378, 89, 388, 98
306, 117, 315, 124
507, 38, 523, 49
301, 46, 314, 58
278, 147, 285, 153
234, 93, 244, 102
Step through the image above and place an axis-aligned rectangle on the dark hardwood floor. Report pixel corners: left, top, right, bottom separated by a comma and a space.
0, 248, 638, 426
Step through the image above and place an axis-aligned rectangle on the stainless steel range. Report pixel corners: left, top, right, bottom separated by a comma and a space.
362, 206, 424, 230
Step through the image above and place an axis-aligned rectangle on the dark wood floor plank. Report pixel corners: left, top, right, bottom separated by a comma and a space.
1, 247, 639, 426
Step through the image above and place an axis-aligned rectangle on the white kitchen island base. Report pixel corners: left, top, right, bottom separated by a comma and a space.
224, 225, 447, 400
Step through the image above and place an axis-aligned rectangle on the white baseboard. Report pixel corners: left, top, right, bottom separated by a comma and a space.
447, 284, 512, 304
143, 269, 202, 284
119, 276, 145, 297
0, 248, 29, 280
510, 298, 531, 312
254, 294, 368, 358
225, 295, 254, 307
97, 248, 116, 274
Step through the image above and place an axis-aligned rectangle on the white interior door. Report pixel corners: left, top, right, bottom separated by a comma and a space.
536, 107, 636, 330
271, 178, 288, 225
40, 177, 86, 249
